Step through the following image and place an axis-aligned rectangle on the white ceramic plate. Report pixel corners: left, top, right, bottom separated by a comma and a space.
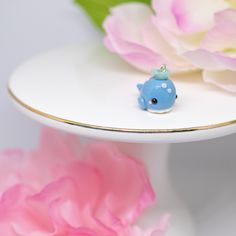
8, 43, 236, 143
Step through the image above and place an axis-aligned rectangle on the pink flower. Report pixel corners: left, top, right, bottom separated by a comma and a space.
119, 214, 170, 236
0, 128, 169, 236
104, 1, 236, 92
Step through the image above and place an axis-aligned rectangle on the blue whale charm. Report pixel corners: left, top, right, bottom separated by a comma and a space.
137, 65, 177, 113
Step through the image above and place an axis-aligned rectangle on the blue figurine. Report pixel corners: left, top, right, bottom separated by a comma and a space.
137, 65, 177, 113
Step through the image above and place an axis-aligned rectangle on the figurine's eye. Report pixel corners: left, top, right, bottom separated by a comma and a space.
176, 94, 178, 99
151, 98, 158, 104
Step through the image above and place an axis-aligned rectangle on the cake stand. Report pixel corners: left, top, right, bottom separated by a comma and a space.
8, 43, 236, 236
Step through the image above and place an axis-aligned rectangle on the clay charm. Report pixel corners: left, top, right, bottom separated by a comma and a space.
137, 65, 177, 113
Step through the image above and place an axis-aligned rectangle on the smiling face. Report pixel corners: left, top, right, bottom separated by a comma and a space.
138, 78, 177, 113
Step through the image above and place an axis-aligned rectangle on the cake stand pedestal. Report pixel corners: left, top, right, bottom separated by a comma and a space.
8, 43, 236, 236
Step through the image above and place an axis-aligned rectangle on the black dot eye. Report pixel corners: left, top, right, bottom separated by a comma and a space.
151, 98, 158, 104
176, 94, 178, 99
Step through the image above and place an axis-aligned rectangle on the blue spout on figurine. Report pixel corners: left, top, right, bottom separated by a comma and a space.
137, 65, 177, 113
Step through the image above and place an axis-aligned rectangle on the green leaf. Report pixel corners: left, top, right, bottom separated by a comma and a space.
74, 0, 151, 30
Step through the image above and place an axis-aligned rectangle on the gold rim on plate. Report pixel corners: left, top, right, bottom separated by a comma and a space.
8, 87, 236, 134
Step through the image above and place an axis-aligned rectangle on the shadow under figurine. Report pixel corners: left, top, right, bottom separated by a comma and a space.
137, 65, 177, 114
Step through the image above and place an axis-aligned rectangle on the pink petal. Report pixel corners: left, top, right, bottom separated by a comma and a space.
105, 33, 168, 71
152, 0, 229, 52
12, 224, 57, 236
44, 179, 117, 236
153, 0, 229, 34
35, 127, 79, 166
151, 214, 171, 236
201, 9, 236, 52
172, 0, 228, 33
184, 49, 236, 71
81, 142, 156, 230
119, 214, 171, 236
203, 70, 236, 93
0, 150, 27, 193
0, 184, 33, 218
0, 128, 157, 236
104, 2, 196, 72
0, 127, 81, 194
0, 224, 17, 236
142, 19, 194, 71
104, 3, 153, 44
152, 16, 204, 53
18, 127, 80, 190
68, 228, 102, 236
152, 0, 180, 34
0, 185, 57, 236
103, 3, 170, 72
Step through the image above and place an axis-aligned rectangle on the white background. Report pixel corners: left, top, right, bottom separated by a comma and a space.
0, 0, 236, 235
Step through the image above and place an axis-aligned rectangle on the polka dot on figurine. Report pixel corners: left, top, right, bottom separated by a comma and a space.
162, 83, 167, 88
167, 88, 172, 93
